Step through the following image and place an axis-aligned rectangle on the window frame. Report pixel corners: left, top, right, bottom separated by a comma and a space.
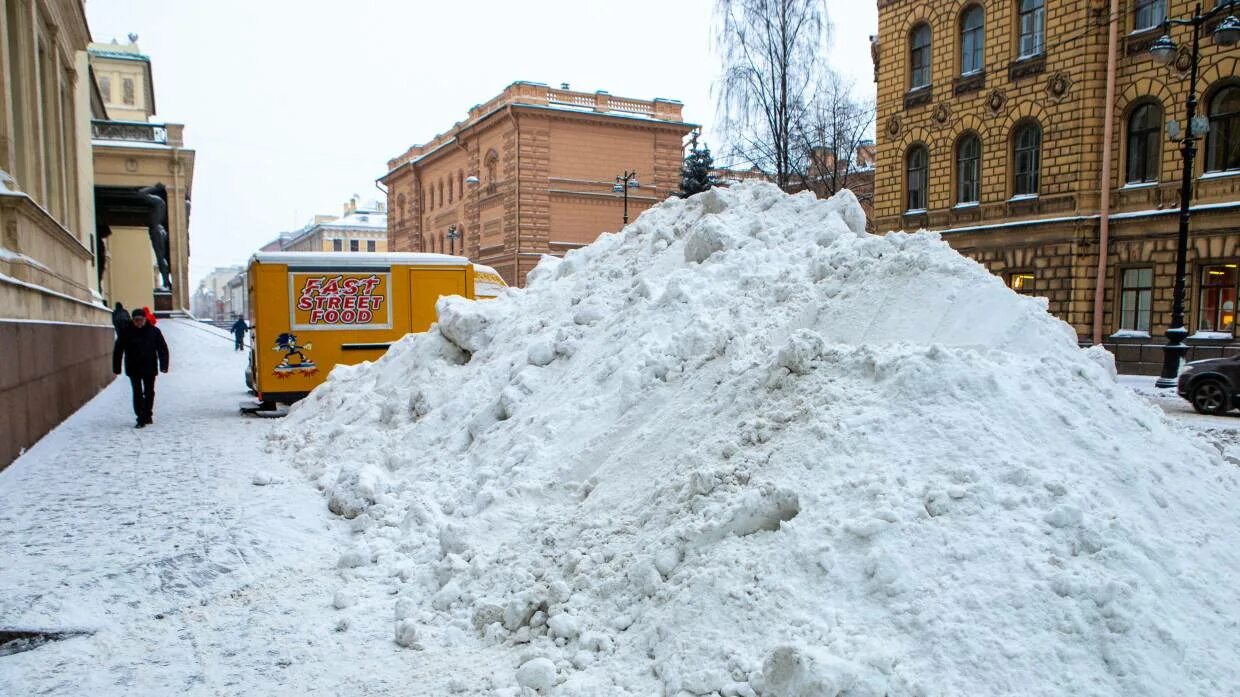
955, 132, 982, 204
1197, 263, 1239, 333
332, 239, 343, 252
1132, 0, 1167, 32
1205, 84, 1240, 173
909, 23, 932, 90
1012, 121, 1042, 196
960, 5, 985, 76
1017, 0, 1045, 59
1125, 101, 1162, 184
906, 144, 929, 211
1118, 267, 1154, 332
1008, 270, 1037, 295
349, 239, 360, 252
366, 240, 376, 252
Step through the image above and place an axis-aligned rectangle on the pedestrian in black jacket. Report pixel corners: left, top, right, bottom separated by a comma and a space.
111, 302, 130, 337
113, 308, 170, 428
230, 316, 248, 351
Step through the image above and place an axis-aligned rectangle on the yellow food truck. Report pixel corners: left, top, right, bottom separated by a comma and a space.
243, 251, 505, 412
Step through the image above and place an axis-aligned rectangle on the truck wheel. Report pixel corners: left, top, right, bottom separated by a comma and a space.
1190, 379, 1231, 415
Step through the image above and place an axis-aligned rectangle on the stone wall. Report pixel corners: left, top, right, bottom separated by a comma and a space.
0, 320, 114, 469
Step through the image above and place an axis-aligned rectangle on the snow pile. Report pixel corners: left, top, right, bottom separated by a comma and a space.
273, 183, 1240, 696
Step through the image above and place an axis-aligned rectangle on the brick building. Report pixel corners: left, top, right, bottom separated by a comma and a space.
380, 82, 695, 286
874, 0, 1240, 372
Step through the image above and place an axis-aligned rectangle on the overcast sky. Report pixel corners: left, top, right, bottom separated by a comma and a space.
84, 0, 877, 286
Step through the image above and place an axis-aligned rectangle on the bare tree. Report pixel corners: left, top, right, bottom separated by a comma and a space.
793, 69, 876, 199
714, 0, 827, 191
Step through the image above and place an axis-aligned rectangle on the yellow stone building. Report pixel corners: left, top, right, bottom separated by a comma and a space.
281, 196, 389, 253
1, 0, 109, 466
89, 37, 195, 314
381, 82, 694, 286
874, 0, 1240, 372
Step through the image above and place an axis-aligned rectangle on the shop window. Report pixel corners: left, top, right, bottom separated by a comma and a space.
1126, 102, 1162, 184
1119, 267, 1153, 332
1206, 85, 1240, 173
956, 134, 981, 204
910, 24, 932, 90
1017, 0, 1045, 59
1198, 264, 1238, 332
349, 239, 360, 252
367, 240, 376, 252
1009, 271, 1036, 295
332, 239, 343, 252
906, 144, 928, 211
1013, 122, 1041, 196
960, 6, 985, 76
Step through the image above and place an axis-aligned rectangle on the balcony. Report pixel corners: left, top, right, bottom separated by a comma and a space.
91, 120, 184, 147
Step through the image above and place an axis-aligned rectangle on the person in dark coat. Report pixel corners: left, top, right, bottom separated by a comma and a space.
111, 302, 130, 337
113, 308, 170, 428
230, 316, 248, 351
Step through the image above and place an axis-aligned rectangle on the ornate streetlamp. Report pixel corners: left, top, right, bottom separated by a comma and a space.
613, 170, 640, 225
1151, 1, 1240, 388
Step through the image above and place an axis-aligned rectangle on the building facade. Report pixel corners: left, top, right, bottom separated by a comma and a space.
191, 265, 243, 321
1, 0, 111, 467
280, 196, 388, 253
89, 37, 195, 314
875, 0, 1240, 372
381, 82, 695, 286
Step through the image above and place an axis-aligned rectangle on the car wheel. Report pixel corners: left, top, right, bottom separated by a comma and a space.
1190, 379, 1231, 415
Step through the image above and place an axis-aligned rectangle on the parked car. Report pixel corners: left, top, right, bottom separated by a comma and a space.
1177, 356, 1240, 415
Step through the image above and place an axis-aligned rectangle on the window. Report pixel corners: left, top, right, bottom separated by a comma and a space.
1199, 264, 1239, 332
332, 239, 343, 252
459, 171, 465, 198
1119, 268, 1154, 332
961, 6, 985, 75
1133, 0, 1166, 31
1013, 122, 1042, 196
1126, 102, 1162, 184
438, 181, 444, 207
425, 187, 432, 211
1018, 0, 1045, 58
349, 239, 360, 252
448, 176, 454, 204
956, 134, 981, 204
485, 150, 499, 194
910, 24, 932, 89
906, 145, 928, 211
1009, 272, 1036, 295
367, 240, 376, 252
122, 77, 135, 106
1206, 85, 1240, 173
99, 76, 112, 102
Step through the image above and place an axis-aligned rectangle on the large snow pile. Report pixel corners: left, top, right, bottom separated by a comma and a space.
273, 183, 1240, 696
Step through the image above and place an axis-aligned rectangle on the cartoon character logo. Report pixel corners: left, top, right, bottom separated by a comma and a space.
272, 332, 317, 377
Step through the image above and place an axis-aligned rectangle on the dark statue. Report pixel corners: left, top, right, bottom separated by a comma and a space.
138, 183, 172, 289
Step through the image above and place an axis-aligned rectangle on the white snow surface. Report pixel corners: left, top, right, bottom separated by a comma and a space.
275, 183, 1240, 696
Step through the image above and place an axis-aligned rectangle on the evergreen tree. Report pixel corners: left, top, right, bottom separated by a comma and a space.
679, 137, 718, 198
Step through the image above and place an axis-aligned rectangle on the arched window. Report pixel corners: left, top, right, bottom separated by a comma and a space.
1126, 102, 1162, 184
906, 145, 928, 211
458, 170, 465, 199
448, 177, 454, 204
1013, 122, 1042, 196
910, 24, 932, 89
1017, 0, 1045, 59
960, 6, 984, 75
956, 133, 981, 204
424, 187, 431, 211
1133, 0, 1166, 31
1206, 85, 1240, 173
438, 180, 444, 207
396, 193, 406, 224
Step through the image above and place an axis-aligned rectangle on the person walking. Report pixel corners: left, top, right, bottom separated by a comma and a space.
113, 308, 169, 428
111, 302, 130, 337
230, 316, 248, 351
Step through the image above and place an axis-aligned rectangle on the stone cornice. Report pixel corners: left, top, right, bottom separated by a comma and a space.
0, 192, 92, 261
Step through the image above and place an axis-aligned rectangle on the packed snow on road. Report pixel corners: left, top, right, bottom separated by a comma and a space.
268, 183, 1240, 695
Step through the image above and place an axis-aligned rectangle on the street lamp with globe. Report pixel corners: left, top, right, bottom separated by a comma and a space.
1149, 1, 1240, 388
613, 170, 640, 225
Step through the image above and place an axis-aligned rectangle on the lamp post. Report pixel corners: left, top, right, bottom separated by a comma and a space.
1150, 1, 1240, 388
613, 170, 640, 225
446, 224, 460, 255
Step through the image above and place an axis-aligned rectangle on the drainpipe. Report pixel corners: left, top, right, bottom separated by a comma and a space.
507, 106, 521, 286
1093, 0, 1120, 345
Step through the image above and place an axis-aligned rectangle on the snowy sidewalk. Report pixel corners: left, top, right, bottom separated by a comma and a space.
0, 320, 362, 695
